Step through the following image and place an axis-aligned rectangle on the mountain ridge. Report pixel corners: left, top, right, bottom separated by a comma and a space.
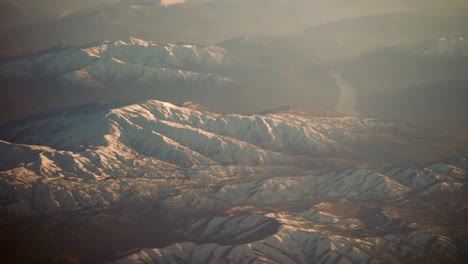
1, 99, 467, 263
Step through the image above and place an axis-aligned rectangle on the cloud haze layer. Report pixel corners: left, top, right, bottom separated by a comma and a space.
0, 0, 467, 135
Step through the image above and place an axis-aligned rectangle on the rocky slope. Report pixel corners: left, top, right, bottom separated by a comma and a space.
1, 99, 466, 214
114, 211, 461, 264
1, 100, 467, 263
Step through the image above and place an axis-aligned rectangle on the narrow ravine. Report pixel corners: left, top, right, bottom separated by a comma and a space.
331, 70, 358, 115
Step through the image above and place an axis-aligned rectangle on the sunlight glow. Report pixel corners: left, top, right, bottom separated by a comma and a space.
160, 0, 186, 7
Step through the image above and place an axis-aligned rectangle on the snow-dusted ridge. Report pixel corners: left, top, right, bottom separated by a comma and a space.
0, 99, 466, 216
1, 99, 463, 171
0, 37, 230, 83
1, 100, 467, 263
114, 212, 458, 264
0, 37, 236, 124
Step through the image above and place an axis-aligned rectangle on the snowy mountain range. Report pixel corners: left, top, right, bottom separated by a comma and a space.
0, 37, 231, 123
2, 1, 468, 263
1, 100, 467, 263
0, 37, 338, 124
0, 37, 229, 82
114, 202, 466, 264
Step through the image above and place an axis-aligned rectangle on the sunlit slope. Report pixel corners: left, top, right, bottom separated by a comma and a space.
1, 99, 467, 215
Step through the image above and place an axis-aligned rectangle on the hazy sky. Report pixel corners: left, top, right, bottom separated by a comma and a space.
1, 0, 467, 134
1, 0, 467, 62
3, 0, 467, 14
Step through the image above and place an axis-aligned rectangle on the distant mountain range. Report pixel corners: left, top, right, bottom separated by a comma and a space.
1, 1, 467, 58
341, 36, 468, 135
0, 37, 338, 123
